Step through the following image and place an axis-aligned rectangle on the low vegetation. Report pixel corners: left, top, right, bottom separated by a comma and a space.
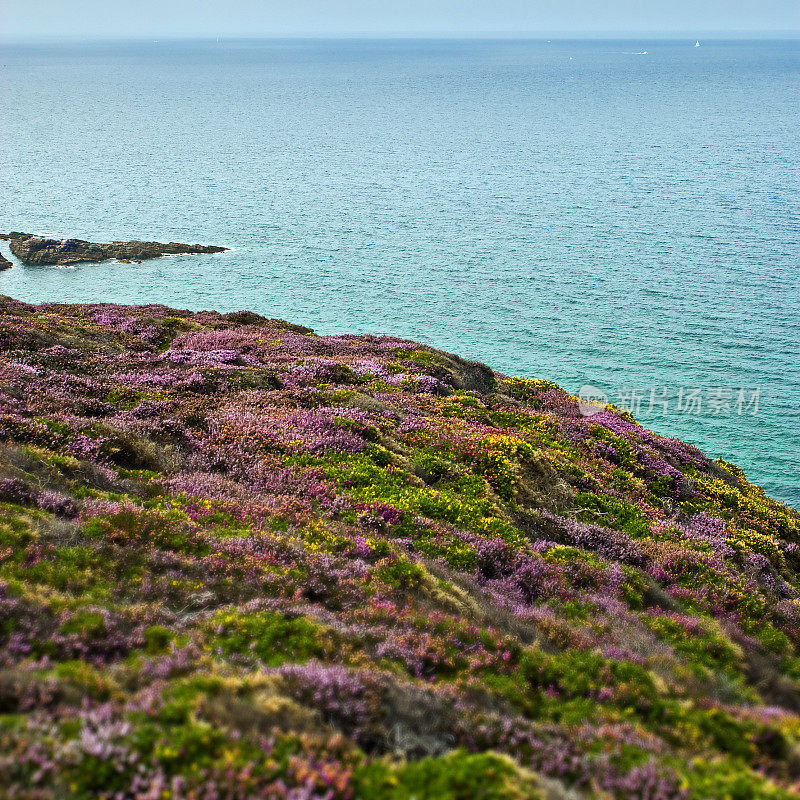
0, 296, 798, 799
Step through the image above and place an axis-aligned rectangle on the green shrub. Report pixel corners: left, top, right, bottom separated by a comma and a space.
143, 624, 173, 654
354, 750, 544, 800
209, 610, 331, 666
374, 555, 426, 589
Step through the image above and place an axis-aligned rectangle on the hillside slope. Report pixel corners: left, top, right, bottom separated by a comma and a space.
0, 296, 798, 799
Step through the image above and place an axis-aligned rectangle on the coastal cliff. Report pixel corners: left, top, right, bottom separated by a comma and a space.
1, 232, 228, 266
0, 297, 797, 800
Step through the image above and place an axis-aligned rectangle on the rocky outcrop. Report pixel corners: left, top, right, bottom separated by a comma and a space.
0, 232, 10, 270
4, 231, 228, 266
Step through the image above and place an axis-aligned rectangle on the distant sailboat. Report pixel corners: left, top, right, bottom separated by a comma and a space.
695, 40, 701, 47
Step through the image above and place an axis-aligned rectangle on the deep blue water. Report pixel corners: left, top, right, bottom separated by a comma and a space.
0, 38, 798, 507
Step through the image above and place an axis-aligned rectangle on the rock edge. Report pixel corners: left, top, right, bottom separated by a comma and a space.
0, 231, 229, 266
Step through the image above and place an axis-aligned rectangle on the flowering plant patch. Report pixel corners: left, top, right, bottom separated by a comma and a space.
0, 297, 798, 799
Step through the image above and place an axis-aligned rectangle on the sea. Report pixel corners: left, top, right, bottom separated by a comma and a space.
0, 38, 798, 508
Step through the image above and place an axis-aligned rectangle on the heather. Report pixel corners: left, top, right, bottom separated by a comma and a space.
0, 296, 797, 800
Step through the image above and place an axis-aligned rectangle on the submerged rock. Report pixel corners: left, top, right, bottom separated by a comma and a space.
4, 231, 229, 266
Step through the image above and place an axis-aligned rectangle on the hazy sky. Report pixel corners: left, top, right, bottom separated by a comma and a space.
2, 0, 799, 40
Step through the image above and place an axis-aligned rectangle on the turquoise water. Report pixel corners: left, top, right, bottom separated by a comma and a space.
1, 39, 798, 507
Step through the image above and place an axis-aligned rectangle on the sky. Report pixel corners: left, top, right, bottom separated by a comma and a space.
2, 0, 799, 40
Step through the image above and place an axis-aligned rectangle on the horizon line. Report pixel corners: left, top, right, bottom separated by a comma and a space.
2, 31, 799, 44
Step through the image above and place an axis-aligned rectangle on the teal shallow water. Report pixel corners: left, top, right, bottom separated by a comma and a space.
0, 39, 798, 507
